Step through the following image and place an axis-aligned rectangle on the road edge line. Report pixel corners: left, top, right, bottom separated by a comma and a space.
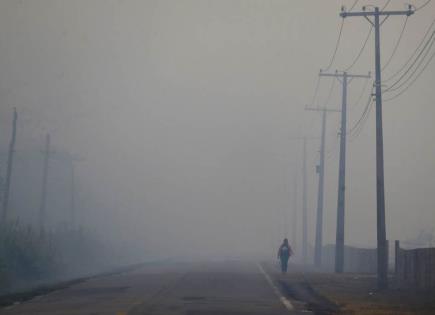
257, 263, 294, 312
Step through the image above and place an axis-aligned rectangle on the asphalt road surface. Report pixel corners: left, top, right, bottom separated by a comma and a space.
0, 261, 312, 315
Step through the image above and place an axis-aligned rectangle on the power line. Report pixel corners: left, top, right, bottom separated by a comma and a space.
386, 37, 434, 92
348, 95, 371, 136
325, 134, 340, 160
416, 0, 432, 11
349, 0, 359, 11
381, 0, 392, 11
361, 0, 391, 13
348, 85, 374, 135
385, 33, 435, 92
350, 99, 374, 140
350, 76, 370, 111
383, 18, 435, 82
325, 77, 336, 106
344, 25, 373, 71
309, 75, 321, 107
349, 95, 374, 141
340, 0, 399, 73
308, 94, 335, 161
381, 16, 408, 71
305, 76, 323, 136
384, 49, 435, 101
323, 18, 345, 71
384, 30, 435, 90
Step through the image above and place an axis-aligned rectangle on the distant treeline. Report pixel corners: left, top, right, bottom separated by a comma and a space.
0, 221, 109, 294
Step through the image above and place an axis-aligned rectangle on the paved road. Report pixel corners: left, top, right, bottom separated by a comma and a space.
0, 261, 311, 315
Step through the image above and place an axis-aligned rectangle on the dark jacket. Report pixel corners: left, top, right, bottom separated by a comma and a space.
277, 244, 293, 259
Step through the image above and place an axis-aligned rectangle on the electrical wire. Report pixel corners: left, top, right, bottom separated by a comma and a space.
306, 79, 336, 164
386, 37, 434, 92
325, 78, 336, 106
384, 19, 435, 82
344, 25, 373, 71
351, 99, 374, 140
331, 0, 431, 139
384, 30, 435, 90
349, 96, 372, 136
349, 0, 359, 11
416, 0, 432, 11
384, 49, 435, 101
309, 76, 321, 107
350, 77, 370, 111
381, 0, 392, 11
348, 86, 374, 136
385, 34, 435, 92
325, 134, 340, 160
381, 16, 408, 71
349, 96, 374, 141
323, 18, 345, 71
340, 0, 394, 72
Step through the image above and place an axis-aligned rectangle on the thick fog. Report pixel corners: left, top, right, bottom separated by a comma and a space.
0, 0, 434, 261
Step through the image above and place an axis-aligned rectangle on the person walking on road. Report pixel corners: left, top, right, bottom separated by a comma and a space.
277, 238, 293, 273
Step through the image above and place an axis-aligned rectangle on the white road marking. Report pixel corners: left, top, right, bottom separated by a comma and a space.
257, 263, 294, 312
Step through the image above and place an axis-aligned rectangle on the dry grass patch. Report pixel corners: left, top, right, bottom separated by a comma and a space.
295, 272, 435, 315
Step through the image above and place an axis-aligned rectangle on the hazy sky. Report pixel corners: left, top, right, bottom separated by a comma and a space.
0, 0, 434, 258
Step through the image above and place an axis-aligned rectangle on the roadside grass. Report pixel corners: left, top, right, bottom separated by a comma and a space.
280, 269, 435, 315
0, 221, 110, 294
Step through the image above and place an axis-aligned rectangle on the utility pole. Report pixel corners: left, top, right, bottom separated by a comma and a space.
302, 138, 308, 265
70, 162, 75, 228
49, 150, 83, 229
290, 136, 316, 265
319, 71, 370, 273
291, 175, 298, 254
340, 5, 414, 289
305, 106, 339, 267
2, 108, 18, 222
39, 133, 51, 233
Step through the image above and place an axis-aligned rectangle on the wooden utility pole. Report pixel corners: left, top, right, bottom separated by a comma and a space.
340, 5, 414, 289
49, 150, 82, 228
302, 138, 308, 265
305, 106, 339, 267
39, 134, 50, 233
319, 71, 370, 273
291, 175, 298, 253
2, 108, 18, 222
290, 136, 317, 265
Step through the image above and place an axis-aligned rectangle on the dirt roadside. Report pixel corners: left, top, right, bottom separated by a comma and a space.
265, 262, 435, 315
263, 262, 339, 315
